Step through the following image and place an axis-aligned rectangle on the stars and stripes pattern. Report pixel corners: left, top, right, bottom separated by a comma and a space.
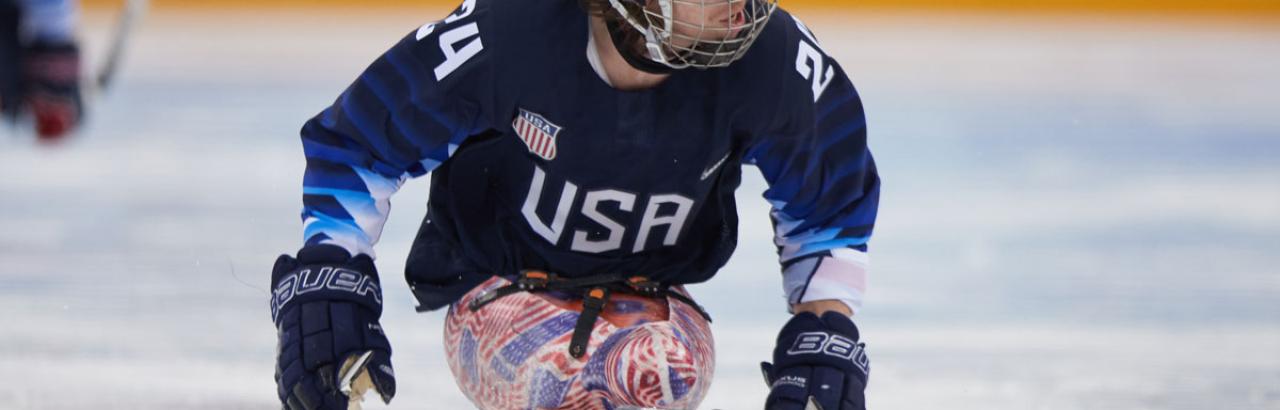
444, 276, 715, 409
512, 108, 562, 161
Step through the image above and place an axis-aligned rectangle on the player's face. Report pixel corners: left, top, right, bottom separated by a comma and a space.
628, 0, 776, 68
654, 0, 749, 47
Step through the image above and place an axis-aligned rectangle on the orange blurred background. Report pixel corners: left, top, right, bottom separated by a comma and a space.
78, 0, 1280, 15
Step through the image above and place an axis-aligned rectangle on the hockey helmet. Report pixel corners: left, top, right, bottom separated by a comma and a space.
606, 0, 777, 69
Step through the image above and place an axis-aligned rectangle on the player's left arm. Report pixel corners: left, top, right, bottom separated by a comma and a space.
750, 15, 878, 410
748, 19, 879, 319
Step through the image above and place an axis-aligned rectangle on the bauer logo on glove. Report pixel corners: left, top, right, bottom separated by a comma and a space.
270, 265, 383, 323
785, 331, 871, 375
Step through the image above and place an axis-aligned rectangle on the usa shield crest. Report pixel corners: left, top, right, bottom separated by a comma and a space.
511, 108, 562, 160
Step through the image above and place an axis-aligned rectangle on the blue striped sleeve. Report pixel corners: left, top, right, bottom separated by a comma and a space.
747, 29, 880, 312
299, 0, 492, 257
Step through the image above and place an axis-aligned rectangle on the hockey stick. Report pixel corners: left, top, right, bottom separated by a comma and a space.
338, 350, 380, 410
93, 0, 147, 94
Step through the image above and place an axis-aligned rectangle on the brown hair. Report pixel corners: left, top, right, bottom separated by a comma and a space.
578, 0, 650, 56
578, 0, 618, 20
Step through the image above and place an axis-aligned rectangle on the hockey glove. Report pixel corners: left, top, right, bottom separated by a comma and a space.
22, 40, 82, 141
762, 311, 869, 410
271, 245, 396, 410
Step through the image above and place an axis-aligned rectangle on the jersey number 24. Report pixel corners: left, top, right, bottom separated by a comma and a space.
417, 0, 484, 81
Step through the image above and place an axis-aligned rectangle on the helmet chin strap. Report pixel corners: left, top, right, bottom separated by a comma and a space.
605, 19, 675, 75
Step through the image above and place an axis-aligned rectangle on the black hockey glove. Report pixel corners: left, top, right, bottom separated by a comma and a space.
22, 40, 82, 140
271, 245, 396, 410
762, 311, 869, 410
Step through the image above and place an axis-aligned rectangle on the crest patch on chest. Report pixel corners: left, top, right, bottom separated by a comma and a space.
512, 108, 562, 161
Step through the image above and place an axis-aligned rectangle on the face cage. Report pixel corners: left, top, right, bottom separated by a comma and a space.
607, 0, 778, 69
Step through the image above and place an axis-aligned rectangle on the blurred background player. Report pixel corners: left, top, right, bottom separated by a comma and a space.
0, 0, 82, 141
269, 0, 879, 408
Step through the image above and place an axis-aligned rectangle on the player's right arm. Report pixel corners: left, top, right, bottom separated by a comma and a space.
272, 1, 494, 408
301, 0, 494, 258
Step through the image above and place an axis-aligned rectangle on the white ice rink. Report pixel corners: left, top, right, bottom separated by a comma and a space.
1, 6, 1278, 409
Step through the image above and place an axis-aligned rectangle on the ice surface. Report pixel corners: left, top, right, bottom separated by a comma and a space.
1, 8, 1277, 410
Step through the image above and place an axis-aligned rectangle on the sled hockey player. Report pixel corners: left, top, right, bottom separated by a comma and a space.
0, 0, 82, 140
269, 0, 879, 408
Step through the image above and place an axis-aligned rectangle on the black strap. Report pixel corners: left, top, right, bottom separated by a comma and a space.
569, 287, 609, 358
467, 284, 526, 312
663, 290, 712, 323
471, 272, 709, 320
470, 271, 621, 311
468, 271, 713, 359
625, 276, 712, 323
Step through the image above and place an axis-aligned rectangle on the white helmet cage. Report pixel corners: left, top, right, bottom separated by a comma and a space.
605, 0, 779, 69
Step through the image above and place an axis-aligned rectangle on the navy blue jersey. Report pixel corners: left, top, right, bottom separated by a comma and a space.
298, 0, 880, 312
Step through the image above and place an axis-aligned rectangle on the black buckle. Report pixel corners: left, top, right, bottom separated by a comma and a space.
626, 276, 662, 296
516, 270, 552, 291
